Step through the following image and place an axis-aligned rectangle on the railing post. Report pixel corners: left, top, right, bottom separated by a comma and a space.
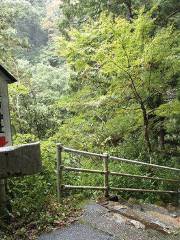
57, 144, 63, 203
103, 153, 109, 198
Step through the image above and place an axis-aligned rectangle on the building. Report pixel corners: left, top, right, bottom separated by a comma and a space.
0, 64, 17, 147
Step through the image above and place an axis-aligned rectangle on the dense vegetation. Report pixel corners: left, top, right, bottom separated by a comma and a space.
0, 0, 179, 239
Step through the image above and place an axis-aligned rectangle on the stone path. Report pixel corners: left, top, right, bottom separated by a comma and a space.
39, 202, 180, 240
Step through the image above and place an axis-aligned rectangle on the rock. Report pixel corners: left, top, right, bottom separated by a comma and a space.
106, 203, 176, 234
108, 195, 119, 202
128, 219, 145, 229
110, 212, 128, 224
167, 203, 176, 212
128, 198, 139, 205
132, 204, 144, 212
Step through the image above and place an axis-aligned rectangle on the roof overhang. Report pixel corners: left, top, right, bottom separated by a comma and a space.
0, 65, 17, 84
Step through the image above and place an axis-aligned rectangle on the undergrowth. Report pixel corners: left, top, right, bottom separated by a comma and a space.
0, 135, 179, 240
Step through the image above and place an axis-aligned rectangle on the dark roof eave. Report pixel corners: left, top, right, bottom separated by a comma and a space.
0, 64, 17, 83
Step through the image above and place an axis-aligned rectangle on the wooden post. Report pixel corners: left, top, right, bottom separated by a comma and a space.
103, 153, 109, 198
0, 179, 6, 219
57, 144, 63, 203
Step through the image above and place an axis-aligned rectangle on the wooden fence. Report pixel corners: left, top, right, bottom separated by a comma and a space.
56, 144, 180, 203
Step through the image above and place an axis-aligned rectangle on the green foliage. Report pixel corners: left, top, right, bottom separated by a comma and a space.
58, 0, 153, 36
14, 0, 48, 60
56, 10, 179, 156
58, 0, 180, 37
1, 136, 80, 239
9, 59, 69, 139
0, 1, 24, 67
1, 1, 180, 239
154, 0, 180, 27
53, 8, 180, 206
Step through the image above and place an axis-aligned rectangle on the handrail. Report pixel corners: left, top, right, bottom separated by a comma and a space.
61, 145, 180, 172
63, 166, 105, 174
110, 171, 180, 183
62, 166, 180, 183
110, 156, 180, 172
63, 185, 178, 194
56, 144, 180, 203
110, 187, 178, 194
63, 147, 105, 158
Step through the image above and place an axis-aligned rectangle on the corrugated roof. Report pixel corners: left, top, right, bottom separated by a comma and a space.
0, 64, 17, 83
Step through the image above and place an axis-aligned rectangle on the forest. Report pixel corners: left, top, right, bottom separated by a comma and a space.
0, 0, 180, 239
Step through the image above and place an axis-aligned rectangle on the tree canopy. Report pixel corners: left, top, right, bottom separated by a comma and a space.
56, 10, 179, 161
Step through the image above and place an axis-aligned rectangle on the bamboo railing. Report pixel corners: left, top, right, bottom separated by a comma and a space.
56, 144, 180, 203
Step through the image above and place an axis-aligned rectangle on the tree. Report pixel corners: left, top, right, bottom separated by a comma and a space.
58, 0, 155, 37
154, 0, 180, 27
0, 1, 22, 68
58, 0, 180, 39
9, 59, 69, 139
57, 10, 179, 160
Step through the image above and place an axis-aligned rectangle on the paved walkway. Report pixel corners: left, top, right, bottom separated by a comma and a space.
39, 202, 180, 240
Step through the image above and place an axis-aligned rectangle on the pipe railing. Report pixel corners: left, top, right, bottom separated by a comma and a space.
56, 144, 180, 203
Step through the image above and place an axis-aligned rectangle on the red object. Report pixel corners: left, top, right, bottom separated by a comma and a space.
0, 136, 8, 147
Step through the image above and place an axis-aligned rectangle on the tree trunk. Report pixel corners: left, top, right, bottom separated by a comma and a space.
141, 104, 152, 155
127, 72, 152, 156
159, 127, 165, 150
125, 0, 134, 20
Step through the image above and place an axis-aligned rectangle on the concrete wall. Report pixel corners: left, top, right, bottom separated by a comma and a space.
0, 142, 42, 178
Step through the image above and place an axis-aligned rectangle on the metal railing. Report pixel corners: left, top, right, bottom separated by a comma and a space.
56, 144, 180, 203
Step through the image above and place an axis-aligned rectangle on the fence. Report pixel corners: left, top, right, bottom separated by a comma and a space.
56, 144, 180, 203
